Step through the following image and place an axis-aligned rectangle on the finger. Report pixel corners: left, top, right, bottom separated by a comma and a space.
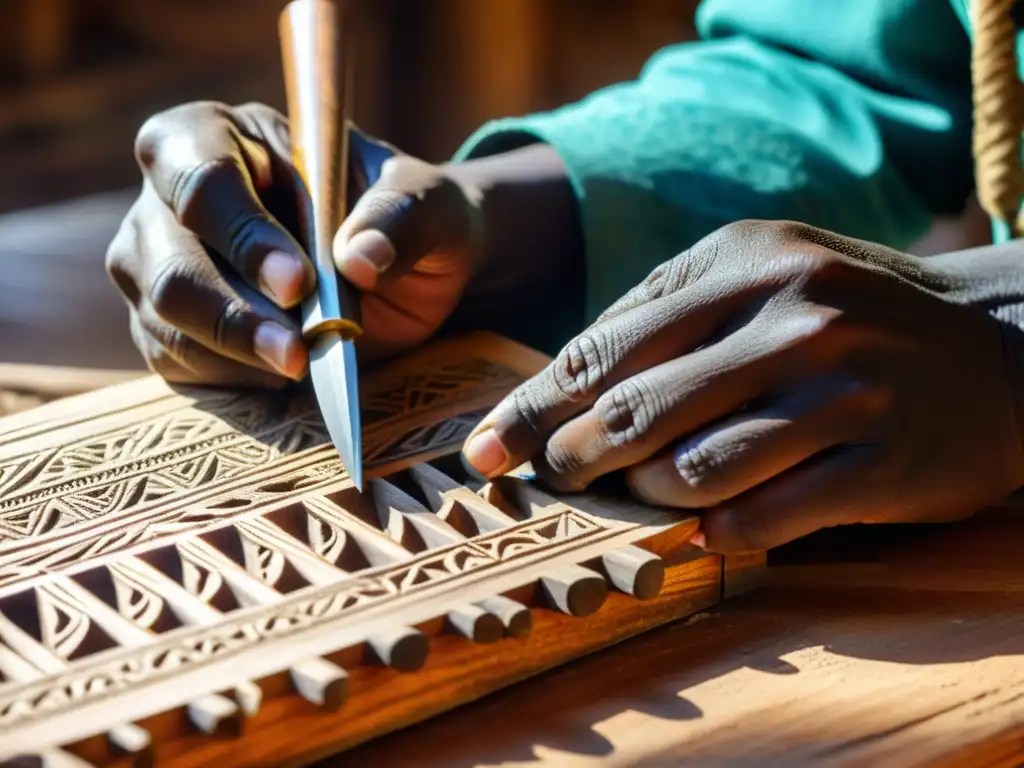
140, 198, 308, 380
625, 381, 877, 508
134, 102, 314, 308
593, 256, 693, 325
462, 278, 763, 479
699, 446, 876, 554
534, 319, 788, 491
332, 152, 476, 291
131, 310, 289, 389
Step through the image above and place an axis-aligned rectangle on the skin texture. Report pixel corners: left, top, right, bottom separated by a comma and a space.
106, 101, 581, 387
462, 221, 1024, 553
109, 102, 1024, 555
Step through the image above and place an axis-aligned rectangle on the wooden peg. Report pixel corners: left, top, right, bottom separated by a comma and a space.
232, 682, 264, 718
107, 722, 153, 767
601, 545, 665, 600
540, 564, 608, 617
290, 657, 350, 711
187, 694, 244, 738
446, 604, 504, 643
478, 596, 532, 638
365, 626, 429, 672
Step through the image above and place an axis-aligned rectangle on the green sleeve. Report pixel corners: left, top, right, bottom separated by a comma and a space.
452, 0, 973, 332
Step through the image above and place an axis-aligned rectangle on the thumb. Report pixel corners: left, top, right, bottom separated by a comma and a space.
334, 130, 476, 291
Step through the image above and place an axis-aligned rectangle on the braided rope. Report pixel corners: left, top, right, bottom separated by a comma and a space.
971, 0, 1024, 237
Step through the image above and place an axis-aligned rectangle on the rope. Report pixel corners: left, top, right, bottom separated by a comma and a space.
971, 0, 1024, 238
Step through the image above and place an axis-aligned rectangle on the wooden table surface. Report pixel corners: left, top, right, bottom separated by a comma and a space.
336, 512, 1024, 767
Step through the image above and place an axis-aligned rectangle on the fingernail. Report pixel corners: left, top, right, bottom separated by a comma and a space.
463, 429, 508, 477
259, 251, 306, 308
337, 230, 395, 289
254, 321, 305, 379
688, 530, 707, 550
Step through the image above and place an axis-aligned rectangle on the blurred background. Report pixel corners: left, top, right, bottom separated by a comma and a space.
0, 0, 701, 212
0, 0, 989, 376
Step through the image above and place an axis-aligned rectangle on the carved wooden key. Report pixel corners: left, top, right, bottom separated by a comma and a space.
0, 332, 764, 766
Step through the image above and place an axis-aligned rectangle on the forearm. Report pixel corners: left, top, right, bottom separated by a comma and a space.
449, 0, 971, 340
442, 144, 586, 353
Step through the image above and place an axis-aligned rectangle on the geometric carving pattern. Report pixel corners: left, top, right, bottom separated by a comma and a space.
0, 333, 737, 766
0, 509, 607, 729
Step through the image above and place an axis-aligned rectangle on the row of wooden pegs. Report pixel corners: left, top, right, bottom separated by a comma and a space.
0, 462, 667, 768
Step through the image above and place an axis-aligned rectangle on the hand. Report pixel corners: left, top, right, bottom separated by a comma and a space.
105, 101, 481, 387
462, 220, 1024, 553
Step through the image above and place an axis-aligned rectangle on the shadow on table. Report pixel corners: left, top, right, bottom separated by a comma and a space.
338, 514, 1024, 767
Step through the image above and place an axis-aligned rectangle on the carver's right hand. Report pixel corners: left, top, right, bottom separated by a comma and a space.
106, 101, 483, 388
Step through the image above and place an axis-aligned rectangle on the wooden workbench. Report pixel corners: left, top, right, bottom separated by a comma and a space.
0, 361, 1019, 766
337, 511, 1024, 767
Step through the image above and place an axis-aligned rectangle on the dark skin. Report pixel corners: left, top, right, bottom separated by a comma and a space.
107, 101, 1024, 554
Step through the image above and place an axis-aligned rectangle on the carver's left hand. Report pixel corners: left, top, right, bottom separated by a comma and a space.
462, 220, 1024, 553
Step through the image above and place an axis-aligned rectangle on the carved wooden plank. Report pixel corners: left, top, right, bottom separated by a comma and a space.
0, 331, 763, 765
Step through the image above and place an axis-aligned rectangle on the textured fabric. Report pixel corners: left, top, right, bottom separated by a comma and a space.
452, 0, 984, 353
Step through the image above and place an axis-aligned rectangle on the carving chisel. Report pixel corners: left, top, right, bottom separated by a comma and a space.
280, 0, 364, 491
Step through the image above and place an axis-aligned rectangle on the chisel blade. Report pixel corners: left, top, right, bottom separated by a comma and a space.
309, 332, 362, 491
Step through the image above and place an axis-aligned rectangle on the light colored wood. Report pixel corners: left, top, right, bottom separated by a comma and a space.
0, 642, 151, 766
0, 332, 757, 764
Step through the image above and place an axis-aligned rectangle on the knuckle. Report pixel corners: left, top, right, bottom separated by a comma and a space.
595, 378, 661, 448
170, 157, 241, 231
508, 383, 548, 442
134, 101, 226, 171
673, 440, 729, 500
221, 208, 269, 269
552, 332, 614, 401
211, 298, 250, 346
637, 260, 674, 300
147, 261, 198, 320
134, 114, 168, 172
714, 218, 763, 241
359, 188, 414, 229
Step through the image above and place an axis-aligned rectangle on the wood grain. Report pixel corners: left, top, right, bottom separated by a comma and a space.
0, 331, 755, 765
339, 516, 1024, 768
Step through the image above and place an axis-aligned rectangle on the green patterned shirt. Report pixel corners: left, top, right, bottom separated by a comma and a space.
453, 0, 1010, 354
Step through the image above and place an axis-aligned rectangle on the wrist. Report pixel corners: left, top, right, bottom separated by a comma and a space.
442, 143, 586, 348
